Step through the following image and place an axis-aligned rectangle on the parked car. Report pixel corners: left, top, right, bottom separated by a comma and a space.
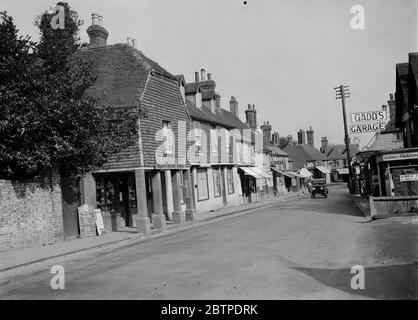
310, 178, 328, 199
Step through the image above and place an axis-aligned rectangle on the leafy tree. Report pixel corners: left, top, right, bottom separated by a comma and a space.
0, 4, 138, 180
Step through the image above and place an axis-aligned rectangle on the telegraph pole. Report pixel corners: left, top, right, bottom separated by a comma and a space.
334, 85, 355, 194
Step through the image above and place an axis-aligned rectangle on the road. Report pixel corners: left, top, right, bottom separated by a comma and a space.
1, 184, 417, 299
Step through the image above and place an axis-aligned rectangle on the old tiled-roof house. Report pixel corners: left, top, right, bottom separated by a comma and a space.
74, 14, 195, 237
179, 69, 268, 206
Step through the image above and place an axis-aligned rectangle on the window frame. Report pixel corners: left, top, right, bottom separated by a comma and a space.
213, 168, 221, 198
227, 168, 234, 194
196, 168, 209, 201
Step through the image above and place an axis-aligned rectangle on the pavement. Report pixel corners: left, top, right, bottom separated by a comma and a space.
1, 184, 416, 299
0, 191, 301, 273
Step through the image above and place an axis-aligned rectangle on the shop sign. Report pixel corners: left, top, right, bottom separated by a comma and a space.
382, 152, 418, 161
399, 174, 418, 182
349, 110, 388, 134
350, 110, 387, 123
349, 122, 386, 134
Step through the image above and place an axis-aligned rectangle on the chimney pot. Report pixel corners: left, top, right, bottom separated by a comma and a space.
195, 71, 200, 82
131, 39, 137, 48
92, 13, 100, 26
201, 69, 207, 81
207, 73, 212, 80
98, 15, 103, 26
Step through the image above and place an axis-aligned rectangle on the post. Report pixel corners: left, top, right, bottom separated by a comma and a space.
171, 171, 185, 224
340, 85, 353, 192
151, 171, 166, 230
184, 169, 196, 221
135, 169, 151, 235
164, 170, 174, 221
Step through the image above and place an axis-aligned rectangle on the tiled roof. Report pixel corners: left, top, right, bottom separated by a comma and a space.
264, 143, 288, 157
284, 144, 327, 169
78, 43, 174, 107
175, 74, 185, 86
324, 144, 360, 160
185, 82, 201, 94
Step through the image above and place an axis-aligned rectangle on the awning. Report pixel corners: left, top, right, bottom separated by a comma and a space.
299, 168, 313, 178
250, 167, 271, 179
337, 168, 349, 175
272, 167, 299, 178
287, 171, 301, 178
239, 167, 263, 179
315, 166, 330, 174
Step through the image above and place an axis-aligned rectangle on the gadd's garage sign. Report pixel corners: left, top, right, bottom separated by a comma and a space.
349, 110, 388, 134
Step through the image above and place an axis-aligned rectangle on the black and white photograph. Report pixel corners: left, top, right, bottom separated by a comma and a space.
0, 0, 417, 306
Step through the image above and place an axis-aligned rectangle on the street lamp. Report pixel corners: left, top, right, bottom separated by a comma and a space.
334, 85, 356, 194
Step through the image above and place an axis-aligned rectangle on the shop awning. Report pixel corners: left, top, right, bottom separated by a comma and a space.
315, 166, 330, 174
299, 168, 313, 178
250, 167, 271, 179
239, 167, 263, 179
287, 171, 301, 178
337, 168, 349, 175
272, 167, 299, 178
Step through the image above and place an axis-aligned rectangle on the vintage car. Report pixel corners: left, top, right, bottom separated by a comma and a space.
310, 178, 328, 198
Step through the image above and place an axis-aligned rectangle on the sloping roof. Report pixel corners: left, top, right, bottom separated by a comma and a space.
78, 43, 174, 107
395, 62, 409, 127
367, 132, 403, 151
409, 53, 418, 87
324, 144, 360, 160
174, 74, 185, 86
283, 144, 326, 169
185, 82, 201, 94
264, 143, 289, 157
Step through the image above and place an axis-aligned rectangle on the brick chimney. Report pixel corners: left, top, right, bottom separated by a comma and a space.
272, 132, 280, 145
320, 137, 328, 153
297, 129, 306, 145
229, 96, 239, 117
306, 126, 314, 147
261, 121, 272, 144
200, 68, 207, 81
245, 104, 257, 130
87, 13, 109, 48
194, 71, 200, 82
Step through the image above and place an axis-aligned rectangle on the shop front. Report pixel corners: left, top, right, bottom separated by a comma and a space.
358, 148, 418, 197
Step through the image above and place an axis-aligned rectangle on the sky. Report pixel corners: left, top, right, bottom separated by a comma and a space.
1, 0, 417, 149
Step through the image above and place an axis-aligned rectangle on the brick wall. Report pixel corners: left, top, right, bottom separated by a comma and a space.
0, 167, 64, 252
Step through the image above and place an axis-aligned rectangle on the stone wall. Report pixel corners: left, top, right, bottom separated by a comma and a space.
0, 168, 63, 252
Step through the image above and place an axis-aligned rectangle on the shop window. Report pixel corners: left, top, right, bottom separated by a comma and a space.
213, 168, 221, 197
227, 169, 234, 194
197, 168, 209, 201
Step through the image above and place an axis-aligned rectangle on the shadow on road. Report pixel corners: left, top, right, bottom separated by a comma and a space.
293, 263, 418, 299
